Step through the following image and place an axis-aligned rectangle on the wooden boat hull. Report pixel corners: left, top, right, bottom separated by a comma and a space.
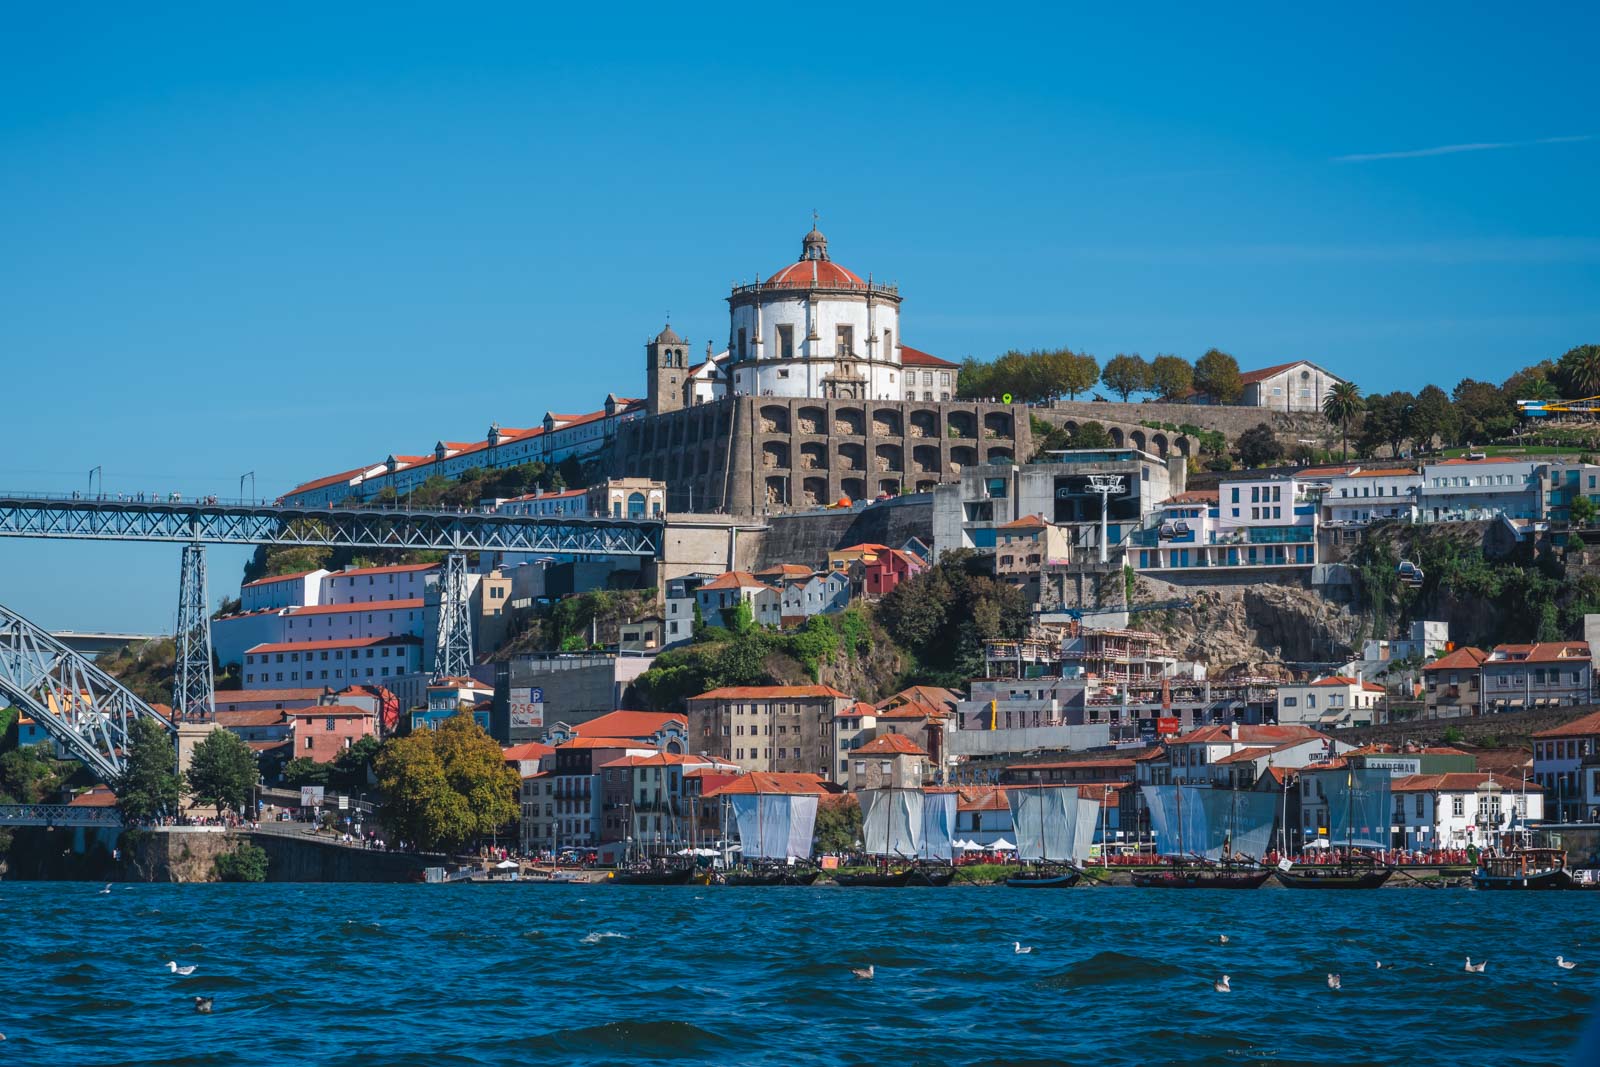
910, 866, 957, 887
832, 869, 915, 887
723, 869, 822, 887
607, 867, 697, 885
1274, 867, 1395, 890
1005, 870, 1082, 888
1131, 868, 1272, 889
1472, 868, 1571, 890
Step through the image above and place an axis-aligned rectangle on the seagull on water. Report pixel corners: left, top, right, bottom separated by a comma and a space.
167, 961, 197, 976
1014, 942, 1032, 954
1216, 934, 1230, 945
1214, 975, 1231, 993
1327, 974, 1341, 991
851, 964, 874, 980
1375, 961, 1383, 969
1465, 957, 1486, 973
192, 996, 213, 1014
1559, 956, 1577, 970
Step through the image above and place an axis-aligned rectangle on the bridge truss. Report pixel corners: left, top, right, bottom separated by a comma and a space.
0, 604, 177, 781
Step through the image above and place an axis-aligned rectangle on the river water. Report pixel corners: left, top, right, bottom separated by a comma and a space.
3, 881, 1596, 1066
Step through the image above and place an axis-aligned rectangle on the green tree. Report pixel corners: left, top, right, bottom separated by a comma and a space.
1503, 360, 1557, 400
1058, 351, 1100, 400
878, 549, 1029, 685
1409, 384, 1457, 452
1147, 354, 1194, 402
213, 842, 269, 882
813, 795, 863, 854
328, 735, 382, 792
1322, 380, 1364, 461
1557, 344, 1600, 399
1193, 348, 1243, 404
376, 711, 518, 851
115, 717, 180, 822
1235, 423, 1284, 468
1358, 391, 1416, 458
1452, 379, 1515, 445
1072, 421, 1114, 449
1572, 495, 1597, 526
1100, 353, 1151, 402
185, 728, 258, 814
281, 757, 330, 788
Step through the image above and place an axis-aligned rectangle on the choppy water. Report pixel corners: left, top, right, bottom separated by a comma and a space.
2, 882, 1596, 1066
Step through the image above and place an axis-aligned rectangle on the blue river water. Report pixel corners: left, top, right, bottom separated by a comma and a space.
3, 881, 1597, 1066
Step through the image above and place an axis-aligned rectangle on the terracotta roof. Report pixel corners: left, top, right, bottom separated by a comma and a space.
691, 685, 852, 701
998, 515, 1048, 530
283, 465, 374, 498
1345, 467, 1419, 478
285, 705, 374, 719
1237, 359, 1333, 386
765, 259, 866, 288
68, 787, 118, 808
328, 563, 439, 579
837, 701, 878, 719
1424, 647, 1490, 672
244, 635, 421, 655
1431, 456, 1530, 467
427, 676, 489, 689
599, 752, 739, 770
212, 688, 325, 707
1171, 724, 1329, 746
1488, 641, 1591, 664
571, 710, 686, 739
501, 488, 588, 503
835, 543, 891, 554
1534, 711, 1600, 739
946, 785, 1010, 812
1391, 772, 1542, 793
1298, 465, 1362, 478
1311, 676, 1387, 693
1214, 746, 1274, 765
872, 701, 946, 721
697, 571, 775, 592
852, 733, 928, 756
247, 740, 291, 753
900, 346, 959, 369
212, 708, 290, 728
242, 570, 320, 589
879, 685, 962, 712
555, 736, 651, 751
288, 598, 425, 616
702, 772, 836, 797
755, 564, 816, 579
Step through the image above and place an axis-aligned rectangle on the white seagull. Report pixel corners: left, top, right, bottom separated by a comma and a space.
1375, 961, 1383, 969
1465, 957, 1486, 974
192, 996, 213, 1014
851, 964, 874, 980
1013, 942, 1033, 955
1558, 956, 1577, 970
1214, 975, 1231, 993
1216, 934, 1230, 945
99, 884, 112, 895
1327, 973, 1341, 991
166, 961, 197, 976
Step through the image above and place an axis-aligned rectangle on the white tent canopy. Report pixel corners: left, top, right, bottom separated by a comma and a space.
991, 838, 1017, 851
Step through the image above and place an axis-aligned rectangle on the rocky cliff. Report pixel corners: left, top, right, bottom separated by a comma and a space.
1135, 576, 1362, 672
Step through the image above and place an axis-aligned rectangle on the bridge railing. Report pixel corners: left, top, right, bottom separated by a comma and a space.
0, 803, 124, 828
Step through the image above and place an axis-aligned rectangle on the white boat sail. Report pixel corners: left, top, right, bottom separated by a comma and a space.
729, 793, 819, 862
1141, 785, 1277, 861
1006, 786, 1097, 864
860, 789, 924, 859
918, 792, 957, 862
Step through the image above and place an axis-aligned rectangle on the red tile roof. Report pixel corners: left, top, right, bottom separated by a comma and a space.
1488, 641, 1591, 664
1312, 676, 1387, 693
212, 688, 325, 707
285, 706, 374, 719
691, 685, 852, 701
244, 635, 421, 655
599, 752, 738, 770
1346, 467, 1418, 478
998, 514, 1048, 530
1391, 772, 1542, 793
900, 346, 958, 369
555, 736, 651, 751
837, 701, 879, 719
68, 786, 118, 808
503, 742, 555, 762
1424, 647, 1489, 672
697, 571, 775, 592
765, 259, 866, 288
212, 708, 290, 728
1237, 359, 1328, 385
288, 598, 425, 616
283, 465, 375, 498
1534, 710, 1600, 739
702, 772, 837, 797
242, 570, 321, 589
1214, 746, 1274, 765
571, 710, 686, 739
852, 733, 928, 756
1163, 490, 1219, 506
1171, 724, 1329, 746
328, 563, 439, 579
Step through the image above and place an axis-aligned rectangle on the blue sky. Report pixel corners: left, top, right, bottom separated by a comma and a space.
2, 4, 1597, 632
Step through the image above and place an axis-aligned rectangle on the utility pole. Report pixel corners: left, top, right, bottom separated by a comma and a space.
1087, 475, 1125, 565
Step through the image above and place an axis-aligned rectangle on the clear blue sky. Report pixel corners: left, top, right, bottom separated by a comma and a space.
2, 4, 1597, 632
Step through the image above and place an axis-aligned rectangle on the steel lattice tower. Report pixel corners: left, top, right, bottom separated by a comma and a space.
432, 551, 474, 678
173, 542, 215, 722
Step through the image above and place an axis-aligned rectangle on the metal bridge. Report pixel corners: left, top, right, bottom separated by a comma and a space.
0, 803, 124, 829
0, 604, 177, 780
0, 492, 666, 756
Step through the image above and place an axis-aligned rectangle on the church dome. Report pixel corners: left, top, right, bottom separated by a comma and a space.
765, 258, 865, 289
653, 323, 684, 345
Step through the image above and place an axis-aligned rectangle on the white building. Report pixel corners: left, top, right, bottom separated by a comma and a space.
240, 569, 327, 612
1392, 772, 1543, 850
1276, 676, 1386, 729
1315, 465, 1422, 525
723, 224, 906, 402
1189, 359, 1346, 412
694, 572, 781, 629
1129, 474, 1318, 572
1418, 457, 1540, 523
242, 635, 422, 689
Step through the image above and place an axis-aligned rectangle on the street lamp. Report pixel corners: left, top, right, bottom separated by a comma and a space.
240, 471, 255, 503
88, 465, 102, 499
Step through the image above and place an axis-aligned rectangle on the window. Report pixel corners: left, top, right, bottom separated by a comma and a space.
1415, 794, 1424, 816
835, 324, 853, 358
777, 324, 794, 359
1452, 796, 1464, 816
1283, 696, 1297, 707
737, 327, 748, 360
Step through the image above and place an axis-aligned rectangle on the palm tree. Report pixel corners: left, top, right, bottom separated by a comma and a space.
1323, 381, 1363, 461
1558, 344, 1600, 399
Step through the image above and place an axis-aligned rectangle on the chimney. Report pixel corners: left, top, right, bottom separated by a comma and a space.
1229, 722, 1239, 741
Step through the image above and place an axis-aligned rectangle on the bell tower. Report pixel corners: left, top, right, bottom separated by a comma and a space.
646, 323, 688, 415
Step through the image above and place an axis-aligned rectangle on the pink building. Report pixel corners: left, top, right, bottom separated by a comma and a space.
287, 706, 377, 763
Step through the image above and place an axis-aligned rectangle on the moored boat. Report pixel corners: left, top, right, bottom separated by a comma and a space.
833, 867, 915, 887
1273, 865, 1394, 890
1002, 780, 1098, 890
1131, 863, 1273, 889
1137, 781, 1277, 889
607, 864, 697, 886
1473, 847, 1570, 890
1276, 767, 1396, 890
1004, 868, 1082, 888
722, 866, 822, 886
909, 864, 957, 887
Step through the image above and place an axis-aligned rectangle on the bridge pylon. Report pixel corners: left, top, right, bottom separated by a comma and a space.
173, 542, 215, 721
432, 551, 474, 679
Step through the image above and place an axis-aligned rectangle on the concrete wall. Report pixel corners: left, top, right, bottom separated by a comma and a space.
1038, 399, 1332, 441
946, 723, 1112, 757
753, 497, 933, 572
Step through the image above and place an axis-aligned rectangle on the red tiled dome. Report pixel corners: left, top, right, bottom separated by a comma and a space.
764, 259, 866, 288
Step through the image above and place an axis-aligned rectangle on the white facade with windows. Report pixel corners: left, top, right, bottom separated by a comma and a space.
1320, 467, 1422, 525
1130, 475, 1319, 571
